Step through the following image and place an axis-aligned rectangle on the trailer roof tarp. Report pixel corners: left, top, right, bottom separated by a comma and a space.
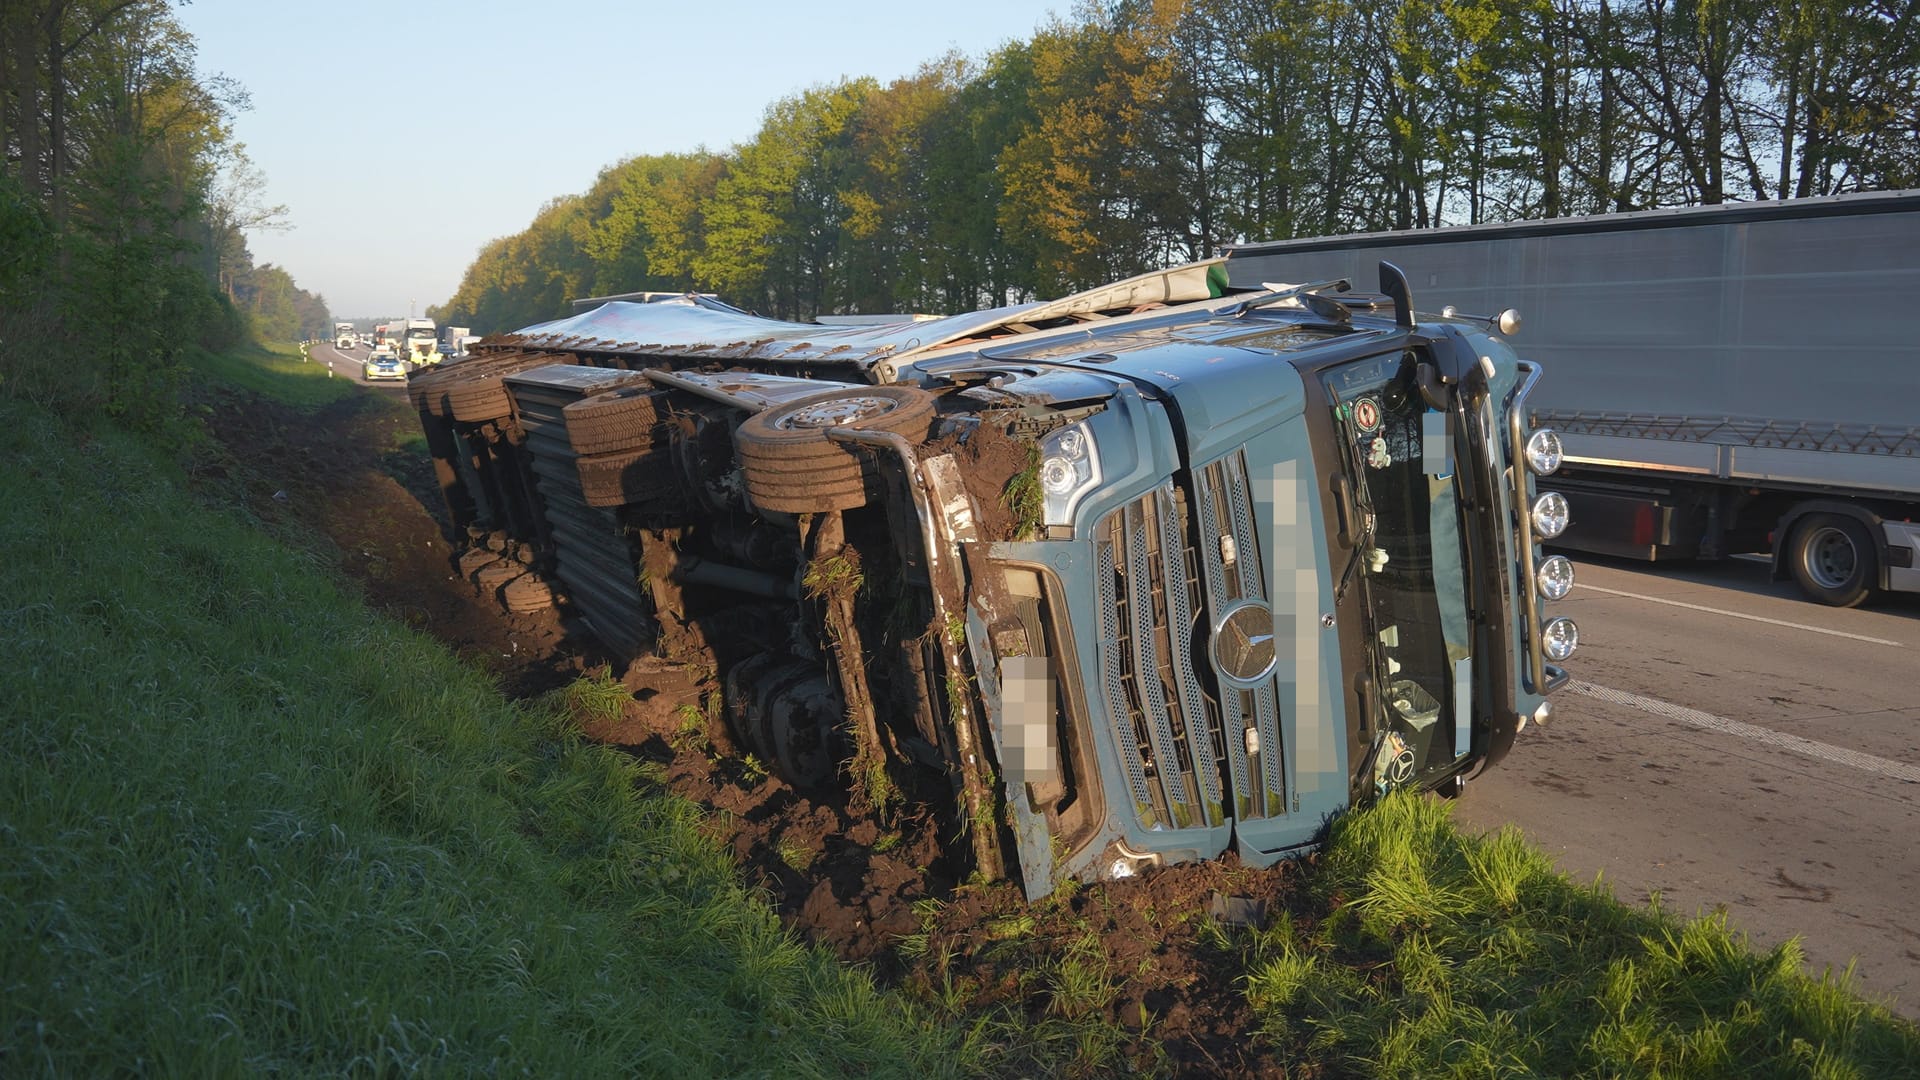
502, 258, 1232, 372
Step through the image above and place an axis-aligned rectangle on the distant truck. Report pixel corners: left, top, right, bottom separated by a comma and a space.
334, 322, 356, 349
405, 260, 1572, 898
440, 326, 471, 358
1227, 191, 1920, 607
402, 318, 441, 366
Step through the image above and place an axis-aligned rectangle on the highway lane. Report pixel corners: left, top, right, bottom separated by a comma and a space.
307, 341, 414, 391
1454, 554, 1920, 1016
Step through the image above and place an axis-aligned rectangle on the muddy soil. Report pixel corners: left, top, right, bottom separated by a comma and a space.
198, 380, 1320, 1077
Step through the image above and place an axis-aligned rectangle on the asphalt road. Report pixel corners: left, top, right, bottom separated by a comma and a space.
307, 342, 415, 390
1454, 554, 1920, 1017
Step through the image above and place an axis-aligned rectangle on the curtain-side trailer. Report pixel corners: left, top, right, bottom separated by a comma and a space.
1226, 191, 1920, 607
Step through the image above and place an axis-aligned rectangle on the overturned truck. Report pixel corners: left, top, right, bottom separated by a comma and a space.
409, 259, 1575, 898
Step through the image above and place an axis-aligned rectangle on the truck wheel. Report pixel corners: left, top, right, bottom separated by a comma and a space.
733, 387, 935, 514
1787, 513, 1877, 607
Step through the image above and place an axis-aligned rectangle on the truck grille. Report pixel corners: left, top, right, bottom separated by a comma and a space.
1093, 484, 1226, 832
1194, 452, 1286, 819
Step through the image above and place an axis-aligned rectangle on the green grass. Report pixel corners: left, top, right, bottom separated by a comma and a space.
1000, 443, 1043, 540
180, 341, 359, 406
1240, 793, 1920, 1077
0, 396, 970, 1077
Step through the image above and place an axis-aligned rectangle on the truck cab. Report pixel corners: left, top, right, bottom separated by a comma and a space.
403, 318, 441, 366
882, 269, 1572, 889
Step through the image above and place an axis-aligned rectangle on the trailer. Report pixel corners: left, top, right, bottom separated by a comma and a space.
1226, 191, 1920, 607
405, 260, 1573, 898
441, 326, 471, 358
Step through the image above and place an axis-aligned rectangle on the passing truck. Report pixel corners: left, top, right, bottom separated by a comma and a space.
334, 321, 356, 350
405, 259, 1574, 897
1226, 191, 1920, 606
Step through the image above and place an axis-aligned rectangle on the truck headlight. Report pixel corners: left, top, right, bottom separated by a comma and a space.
1040, 422, 1101, 526
1531, 491, 1569, 538
1541, 617, 1579, 661
1525, 429, 1563, 475
1536, 555, 1575, 600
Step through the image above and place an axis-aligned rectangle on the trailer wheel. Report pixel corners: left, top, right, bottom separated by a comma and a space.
576, 445, 679, 508
733, 387, 935, 514
446, 357, 562, 423
562, 386, 671, 455
1787, 513, 1877, 608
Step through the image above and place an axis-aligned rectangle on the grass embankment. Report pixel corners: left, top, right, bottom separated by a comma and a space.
2, 345, 1916, 1077
182, 341, 359, 407
1244, 797, 1920, 1077
0, 389, 965, 1075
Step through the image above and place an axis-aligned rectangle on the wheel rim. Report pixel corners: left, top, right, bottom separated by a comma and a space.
776, 396, 895, 431
1803, 526, 1859, 589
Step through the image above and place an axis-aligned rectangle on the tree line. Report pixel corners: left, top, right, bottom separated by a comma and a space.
2, 0, 330, 430
434, 0, 1917, 333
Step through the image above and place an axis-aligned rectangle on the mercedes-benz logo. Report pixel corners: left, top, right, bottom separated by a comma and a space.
1211, 600, 1277, 687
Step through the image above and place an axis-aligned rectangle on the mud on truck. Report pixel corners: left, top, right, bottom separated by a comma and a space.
406, 258, 1575, 898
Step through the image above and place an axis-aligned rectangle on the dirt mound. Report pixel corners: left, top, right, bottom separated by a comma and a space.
197, 379, 1311, 1076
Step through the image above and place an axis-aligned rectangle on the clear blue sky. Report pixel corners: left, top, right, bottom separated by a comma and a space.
177, 0, 1063, 319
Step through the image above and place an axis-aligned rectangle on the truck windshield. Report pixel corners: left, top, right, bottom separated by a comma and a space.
1321, 350, 1473, 792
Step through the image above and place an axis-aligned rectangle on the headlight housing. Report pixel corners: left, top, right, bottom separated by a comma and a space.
1541, 617, 1579, 661
1536, 555, 1575, 600
1525, 429, 1563, 475
1532, 491, 1569, 538
1040, 422, 1101, 527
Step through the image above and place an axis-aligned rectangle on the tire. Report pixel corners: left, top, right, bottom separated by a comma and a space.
445, 354, 575, 422
1787, 512, 1877, 608
474, 561, 524, 596
576, 446, 679, 508
502, 573, 557, 613
456, 547, 500, 578
562, 386, 672, 455
408, 362, 480, 416
743, 472, 881, 514
732, 387, 935, 513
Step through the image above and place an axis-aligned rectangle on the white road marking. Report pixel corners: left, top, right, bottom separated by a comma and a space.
1568, 679, 1920, 785
1573, 583, 1905, 647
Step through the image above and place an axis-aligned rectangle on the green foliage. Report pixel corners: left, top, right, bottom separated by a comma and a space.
776, 836, 818, 873
556, 669, 632, 729
802, 552, 864, 600
435, 0, 1920, 335
0, 0, 323, 432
